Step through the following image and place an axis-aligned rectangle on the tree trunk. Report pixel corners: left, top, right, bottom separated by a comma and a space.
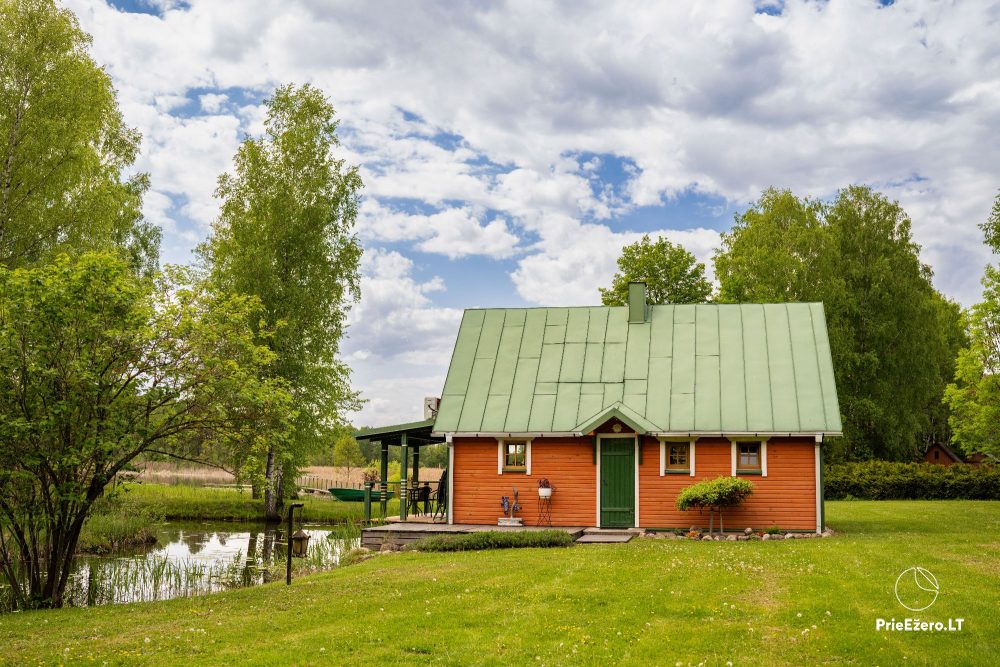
274, 463, 285, 512
263, 446, 279, 522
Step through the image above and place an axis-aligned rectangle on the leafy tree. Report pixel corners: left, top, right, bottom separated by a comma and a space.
981, 190, 1000, 253
715, 186, 963, 461
0, 0, 158, 272
715, 188, 825, 303
201, 83, 363, 519
944, 266, 1000, 457
0, 253, 289, 609
332, 433, 364, 480
676, 476, 754, 535
600, 234, 712, 305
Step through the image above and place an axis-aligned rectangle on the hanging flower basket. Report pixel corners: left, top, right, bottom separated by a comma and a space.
538, 478, 553, 498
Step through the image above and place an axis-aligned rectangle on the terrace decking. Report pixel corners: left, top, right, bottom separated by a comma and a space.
361, 522, 586, 549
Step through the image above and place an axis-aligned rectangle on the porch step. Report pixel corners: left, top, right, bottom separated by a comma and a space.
576, 533, 634, 544
583, 527, 645, 536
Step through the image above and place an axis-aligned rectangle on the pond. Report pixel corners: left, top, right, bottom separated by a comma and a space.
49, 521, 358, 609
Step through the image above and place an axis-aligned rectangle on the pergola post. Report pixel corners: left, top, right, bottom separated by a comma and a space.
400, 433, 409, 521
380, 441, 389, 517
412, 446, 420, 489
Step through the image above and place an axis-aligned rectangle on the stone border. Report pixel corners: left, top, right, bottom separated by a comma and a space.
646, 526, 836, 541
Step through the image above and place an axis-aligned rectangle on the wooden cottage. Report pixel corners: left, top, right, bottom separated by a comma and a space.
423, 284, 842, 533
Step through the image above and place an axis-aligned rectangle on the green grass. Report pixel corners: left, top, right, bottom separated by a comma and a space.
1, 501, 997, 665
120, 483, 399, 524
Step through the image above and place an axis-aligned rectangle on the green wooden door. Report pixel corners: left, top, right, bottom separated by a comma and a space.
600, 438, 635, 528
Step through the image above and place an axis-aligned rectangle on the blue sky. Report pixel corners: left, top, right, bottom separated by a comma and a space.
65, 0, 1000, 425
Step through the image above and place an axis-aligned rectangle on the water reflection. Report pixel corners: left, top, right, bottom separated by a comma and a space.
55, 522, 352, 609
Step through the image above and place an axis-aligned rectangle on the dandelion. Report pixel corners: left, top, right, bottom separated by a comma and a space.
796, 612, 802, 618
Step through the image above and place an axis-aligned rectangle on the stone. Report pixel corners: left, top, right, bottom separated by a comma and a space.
379, 542, 397, 553
822, 529, 834, 538
662, 532, 677, 540
702, 535, 713, 541
747, 534, 761, 541
726, 535, 737, 541
744, 527, 753, 535
784, 533, 795, 540
736, 535, 747, 541
762, 533, 771, 541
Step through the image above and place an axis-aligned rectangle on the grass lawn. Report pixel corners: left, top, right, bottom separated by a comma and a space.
120, 482, 399, 524
1, 500, 997, 665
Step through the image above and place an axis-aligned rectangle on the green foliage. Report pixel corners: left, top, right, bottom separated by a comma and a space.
675, 476, 754, 511
0, 0, 158, 272
981, 190, 1000, 253
0, 253, 289, 608
944, 265, 1000, 456
715, 186, 964, 461
600, 234, 712, 305
824, 461, 1000, 500
201, 83, 363, 514
76, 492, 163, 555
331, 432, 364, 475
410, 530, 575, 552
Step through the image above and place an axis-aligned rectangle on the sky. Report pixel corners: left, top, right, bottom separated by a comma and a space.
63, 0, 1000, 427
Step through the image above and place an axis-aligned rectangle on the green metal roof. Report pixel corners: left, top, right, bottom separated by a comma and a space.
433, 303, 842, 435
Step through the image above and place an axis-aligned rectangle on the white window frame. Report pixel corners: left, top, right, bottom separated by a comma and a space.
497, 438, 532, 475
658, 438, 696, 477
729, 438, 768, 477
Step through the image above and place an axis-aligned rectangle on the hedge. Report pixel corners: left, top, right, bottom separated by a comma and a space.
409, 530, 575, 552
824, 460, 1000, 500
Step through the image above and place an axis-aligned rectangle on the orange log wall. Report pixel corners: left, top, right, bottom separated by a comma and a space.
452, 436, 818, 531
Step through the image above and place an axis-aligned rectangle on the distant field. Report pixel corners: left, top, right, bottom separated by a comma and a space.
1, 500, 997, 665
135, 462, 444, 489
120, 483, 399, 524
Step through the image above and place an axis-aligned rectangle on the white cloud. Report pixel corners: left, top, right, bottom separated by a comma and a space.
358, 200, 520, 259
343, 249, 462, 426
198, 92, 228, 113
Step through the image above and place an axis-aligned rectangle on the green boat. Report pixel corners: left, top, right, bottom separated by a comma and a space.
328, 487, 394, 502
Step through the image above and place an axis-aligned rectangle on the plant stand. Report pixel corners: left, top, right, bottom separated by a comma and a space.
537, 495, 553, 527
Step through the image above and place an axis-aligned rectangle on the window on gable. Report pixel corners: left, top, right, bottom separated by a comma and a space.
737, 443, 762, 473
666, 443, 689, 471
504, 442, 527, 471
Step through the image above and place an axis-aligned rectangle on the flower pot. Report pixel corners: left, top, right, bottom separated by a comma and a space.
538, 487, 552, 499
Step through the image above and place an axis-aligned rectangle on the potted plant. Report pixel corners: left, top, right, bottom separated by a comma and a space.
537, 478, 553, 499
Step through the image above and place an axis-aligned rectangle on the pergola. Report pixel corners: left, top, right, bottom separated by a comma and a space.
353, 419, 445, 520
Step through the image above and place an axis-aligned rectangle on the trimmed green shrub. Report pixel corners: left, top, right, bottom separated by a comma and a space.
676, 476, 755, 511
410, 530, 575, 552
676, 476, 754, 535
824, 461, 1000, 500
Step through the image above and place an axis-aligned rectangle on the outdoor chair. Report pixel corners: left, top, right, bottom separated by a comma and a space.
432, 469, 448, 521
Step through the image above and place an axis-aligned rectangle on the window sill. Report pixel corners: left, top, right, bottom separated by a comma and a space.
502, 469, 527, 474
736, 470, 763, 475
664, 469, 690, 474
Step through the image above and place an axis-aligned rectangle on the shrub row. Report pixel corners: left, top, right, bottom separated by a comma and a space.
410, 530, 575, 552
824, 460, 1000, 500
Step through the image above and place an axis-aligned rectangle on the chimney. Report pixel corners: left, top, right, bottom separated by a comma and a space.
628, 282, 647, 323
424, 396, 441, 420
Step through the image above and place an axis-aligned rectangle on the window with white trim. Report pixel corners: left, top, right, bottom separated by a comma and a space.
498, 439, 531, 474
666, 443, 689, 472
732, 440, 767, 475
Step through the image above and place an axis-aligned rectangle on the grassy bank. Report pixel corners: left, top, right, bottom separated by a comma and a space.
2, 501, 997, 665
121, 483, 399, 524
